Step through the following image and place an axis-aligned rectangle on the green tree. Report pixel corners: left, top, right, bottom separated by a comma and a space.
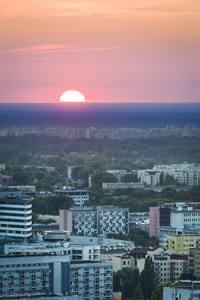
133, 283, 144, 300
122, 278, 132, 299
121, 173, 139, 183
140, 256, 155, 299
12, 171, 34, 185
113, 270, 123, 292
130, 268, 140, 297
179, 273, 196, 281
164, 174, 176, 186
35, 171, 46, 180
91, 171, 118, 188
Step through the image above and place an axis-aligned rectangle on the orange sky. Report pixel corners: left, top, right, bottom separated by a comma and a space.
0, 0, 200, 103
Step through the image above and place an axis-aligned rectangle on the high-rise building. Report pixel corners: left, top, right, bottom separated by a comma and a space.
0, 190, 32, 241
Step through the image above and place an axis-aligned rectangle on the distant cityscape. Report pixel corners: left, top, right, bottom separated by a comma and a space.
0, 124, 200, 139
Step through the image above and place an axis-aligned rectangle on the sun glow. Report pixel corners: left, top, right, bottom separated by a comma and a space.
60, 90, 85, 102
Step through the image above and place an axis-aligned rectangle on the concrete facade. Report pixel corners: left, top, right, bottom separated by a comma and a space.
70, 261, 113, 300
59, 206, 129, 236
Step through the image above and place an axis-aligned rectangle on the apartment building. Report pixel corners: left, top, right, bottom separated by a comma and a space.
165, 235, 200, 254
153, 163, 200, 186
0, 254, 70, 298
0, 190, 32, 241
70, 261, 113, 300
154, 254, 188, 285
59, 206, 129, 236
141, 170, 160, 186
189, 248, 200, 279
159, 226, 200, 248
1, 240, 113, 299
4, 242, 101, 261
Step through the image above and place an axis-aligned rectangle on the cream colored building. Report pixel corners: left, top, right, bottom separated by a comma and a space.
112, 255, 135, 273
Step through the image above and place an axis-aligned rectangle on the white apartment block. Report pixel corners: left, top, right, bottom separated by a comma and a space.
70, 262, 113, 300
102, 182, 144, 190
59, 206, 129, 236
0, 191, 32, 241
141, 170, 160, 186
54, 188, 89, 205
153, 163, 200, 186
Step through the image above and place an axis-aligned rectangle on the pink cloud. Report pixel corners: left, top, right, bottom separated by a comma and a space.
1, 44, 73, 54
1, 45, 122, 55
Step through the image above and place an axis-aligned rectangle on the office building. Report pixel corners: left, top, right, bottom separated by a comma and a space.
149, 202, 200, 238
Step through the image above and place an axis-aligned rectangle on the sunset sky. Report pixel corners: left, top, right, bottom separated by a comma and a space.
0, 0, 200, 103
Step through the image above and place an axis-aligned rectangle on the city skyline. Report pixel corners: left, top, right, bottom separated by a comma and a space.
1, 0, 200, 104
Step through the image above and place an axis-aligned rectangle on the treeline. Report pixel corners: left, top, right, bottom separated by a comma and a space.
0, 136, 200, 171
32, 195, 74, 216
87, 185, 200, 212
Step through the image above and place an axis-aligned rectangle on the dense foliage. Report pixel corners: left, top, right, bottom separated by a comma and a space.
0, 136, 200, 171
113, 257, 155, 299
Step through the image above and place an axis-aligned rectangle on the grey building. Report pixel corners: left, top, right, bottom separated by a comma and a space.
0, 254, 70, 298
70, 261, 113, 300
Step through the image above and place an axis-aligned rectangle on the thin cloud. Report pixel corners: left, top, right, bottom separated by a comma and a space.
1, 45, 122, 55
1, 44, 73, 54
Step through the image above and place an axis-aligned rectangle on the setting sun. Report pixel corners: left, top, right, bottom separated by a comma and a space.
60, 90, 85, 102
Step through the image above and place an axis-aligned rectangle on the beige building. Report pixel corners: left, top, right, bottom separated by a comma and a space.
112, 255, 135, 273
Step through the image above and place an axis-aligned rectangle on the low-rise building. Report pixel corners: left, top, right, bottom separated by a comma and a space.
54, 187, 89, 206
102, 182, 144, 190
163, 281, 200, 300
